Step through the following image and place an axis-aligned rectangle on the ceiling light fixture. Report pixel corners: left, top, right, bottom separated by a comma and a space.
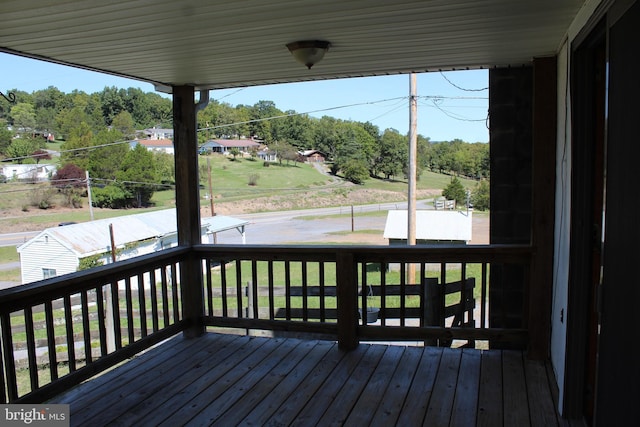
286, 40, 331, 69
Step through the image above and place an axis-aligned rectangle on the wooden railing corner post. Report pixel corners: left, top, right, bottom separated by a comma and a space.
182, 253, 205, 338
336, 252, 358, 350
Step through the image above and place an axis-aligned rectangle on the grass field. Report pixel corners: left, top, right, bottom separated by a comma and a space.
0, 154, 481, 233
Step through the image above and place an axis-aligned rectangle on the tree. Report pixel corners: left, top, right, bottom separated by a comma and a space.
116, 144, 159, 207
442, 176, 466, 205
52, 163, 86, 208
88, 129, 128, 180
10, 103, 36, 135
111, 110, 135, 137
60, 122, 94, 170
471, 179, 490, 210
341, 159, 369, 184
229, 147, 240, 160
0, 125, 15, 156
31, 149, 51, 164
6, 138, 38, 163
374, 128, 407, 180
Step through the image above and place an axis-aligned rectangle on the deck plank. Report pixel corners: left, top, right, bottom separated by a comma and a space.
238, 340, 337, 426
166, 337, 297, 426
311, 344, 386, 426
207, 339, 319, 426
396, 346, 443, 426
345, 345, 407, 425
477, 349, 503, 427
450, 348, 481, 427
108, 334, 252, 426
424, 347, 463, 426
268, 344, 365, 426
51, 333, 195, 406
45, 333, 563, 427
525, 359, 560, 427
503, 350, 530, 426
151, 336, 284, 426
77, 333, 242, 425
370, 345, 424, 427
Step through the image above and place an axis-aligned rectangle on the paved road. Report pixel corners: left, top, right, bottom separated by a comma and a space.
213, 200, 434, 244
0, 231, 39, 247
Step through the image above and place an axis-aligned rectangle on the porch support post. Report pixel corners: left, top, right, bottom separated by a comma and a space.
336, 251, 358, 350
529, 56, 557, 359
173, 85, 205, 338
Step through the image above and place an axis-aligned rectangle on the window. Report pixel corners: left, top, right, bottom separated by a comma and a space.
42, 268, 57, 279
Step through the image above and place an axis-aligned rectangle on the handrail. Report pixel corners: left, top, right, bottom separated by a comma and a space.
0, 243, 532, 403
193, 243, 532, 349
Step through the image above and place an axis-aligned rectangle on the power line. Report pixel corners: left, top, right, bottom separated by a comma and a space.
439, 71, 488, 92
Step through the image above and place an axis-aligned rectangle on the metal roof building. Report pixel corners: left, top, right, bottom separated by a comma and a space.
383, 210, 472, 245
17, 209, 248, 284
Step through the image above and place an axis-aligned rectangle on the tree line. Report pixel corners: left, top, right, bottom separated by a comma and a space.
1, 86, 489, 209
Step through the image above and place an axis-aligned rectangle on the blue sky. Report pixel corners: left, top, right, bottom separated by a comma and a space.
2, 53, 489, 143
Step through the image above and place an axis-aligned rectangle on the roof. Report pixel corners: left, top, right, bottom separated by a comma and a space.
138, 139, 174, 148
0, 1, 586, 91
383, 210, 472, 242
18, 209, 249, 256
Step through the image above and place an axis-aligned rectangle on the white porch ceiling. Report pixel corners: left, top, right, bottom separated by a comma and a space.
1, 0, 586, 91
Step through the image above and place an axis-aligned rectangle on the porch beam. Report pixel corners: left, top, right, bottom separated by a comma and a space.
529, 56, 557, 359
173, 85, 205, 338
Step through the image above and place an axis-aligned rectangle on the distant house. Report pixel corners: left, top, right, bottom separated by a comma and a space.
199, 139, 261, 156
143, 128, 174, 140
17, 209, 248, 284
0, 164, 57, 182
299, 149, 325, 163
257, 146, 277, 162
383, 210, 472, 245
133, 139, 174, 154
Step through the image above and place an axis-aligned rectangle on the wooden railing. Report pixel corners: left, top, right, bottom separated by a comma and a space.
0, 243, 531, 403
194, 244, 531, 350
0, 247, 189, 403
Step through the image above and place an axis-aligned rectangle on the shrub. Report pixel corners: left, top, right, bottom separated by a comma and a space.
92, 184, 128, 208
248, 173, 260, 186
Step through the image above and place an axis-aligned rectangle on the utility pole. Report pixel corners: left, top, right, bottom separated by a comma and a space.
207, 157, 215, 216
86, 170, 94, 221
407, 73, 418, 284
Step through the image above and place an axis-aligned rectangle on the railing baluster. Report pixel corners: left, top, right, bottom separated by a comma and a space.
285, 261, 291, 320
235, 260, 243, 318
171, 263, 180, 322
221, 261, 228, 317
206, 260, 213, 317
319, 262, 325, 323
360, 263, 367, 325
63, 295, 76, 372
124, 277, 134, 345
150, 270, 159, 332
24, 307, 38, 392
138, 272, 147, 338
160, 267, 170, 327
302, 261, 308, 322
44, 301, 58, 380
268, 261, 275, 320
110, 282, 122, 350
251, 260, 259, 319
400, 263, 406, 327
96, 286, 108, 356
80, 291, 92, 364
381, 262, 387, 327
481, 263, 488, 329
1, 312, 18, 401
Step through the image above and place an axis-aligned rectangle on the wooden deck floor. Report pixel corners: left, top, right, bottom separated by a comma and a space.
49, 332, 566, 426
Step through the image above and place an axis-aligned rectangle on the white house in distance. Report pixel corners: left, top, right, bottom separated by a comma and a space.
1, 164, 57, 182
130, 139, 174, 155
17, 209, 248, 284
199, 139, 261, 156
383, 210, 473, 245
